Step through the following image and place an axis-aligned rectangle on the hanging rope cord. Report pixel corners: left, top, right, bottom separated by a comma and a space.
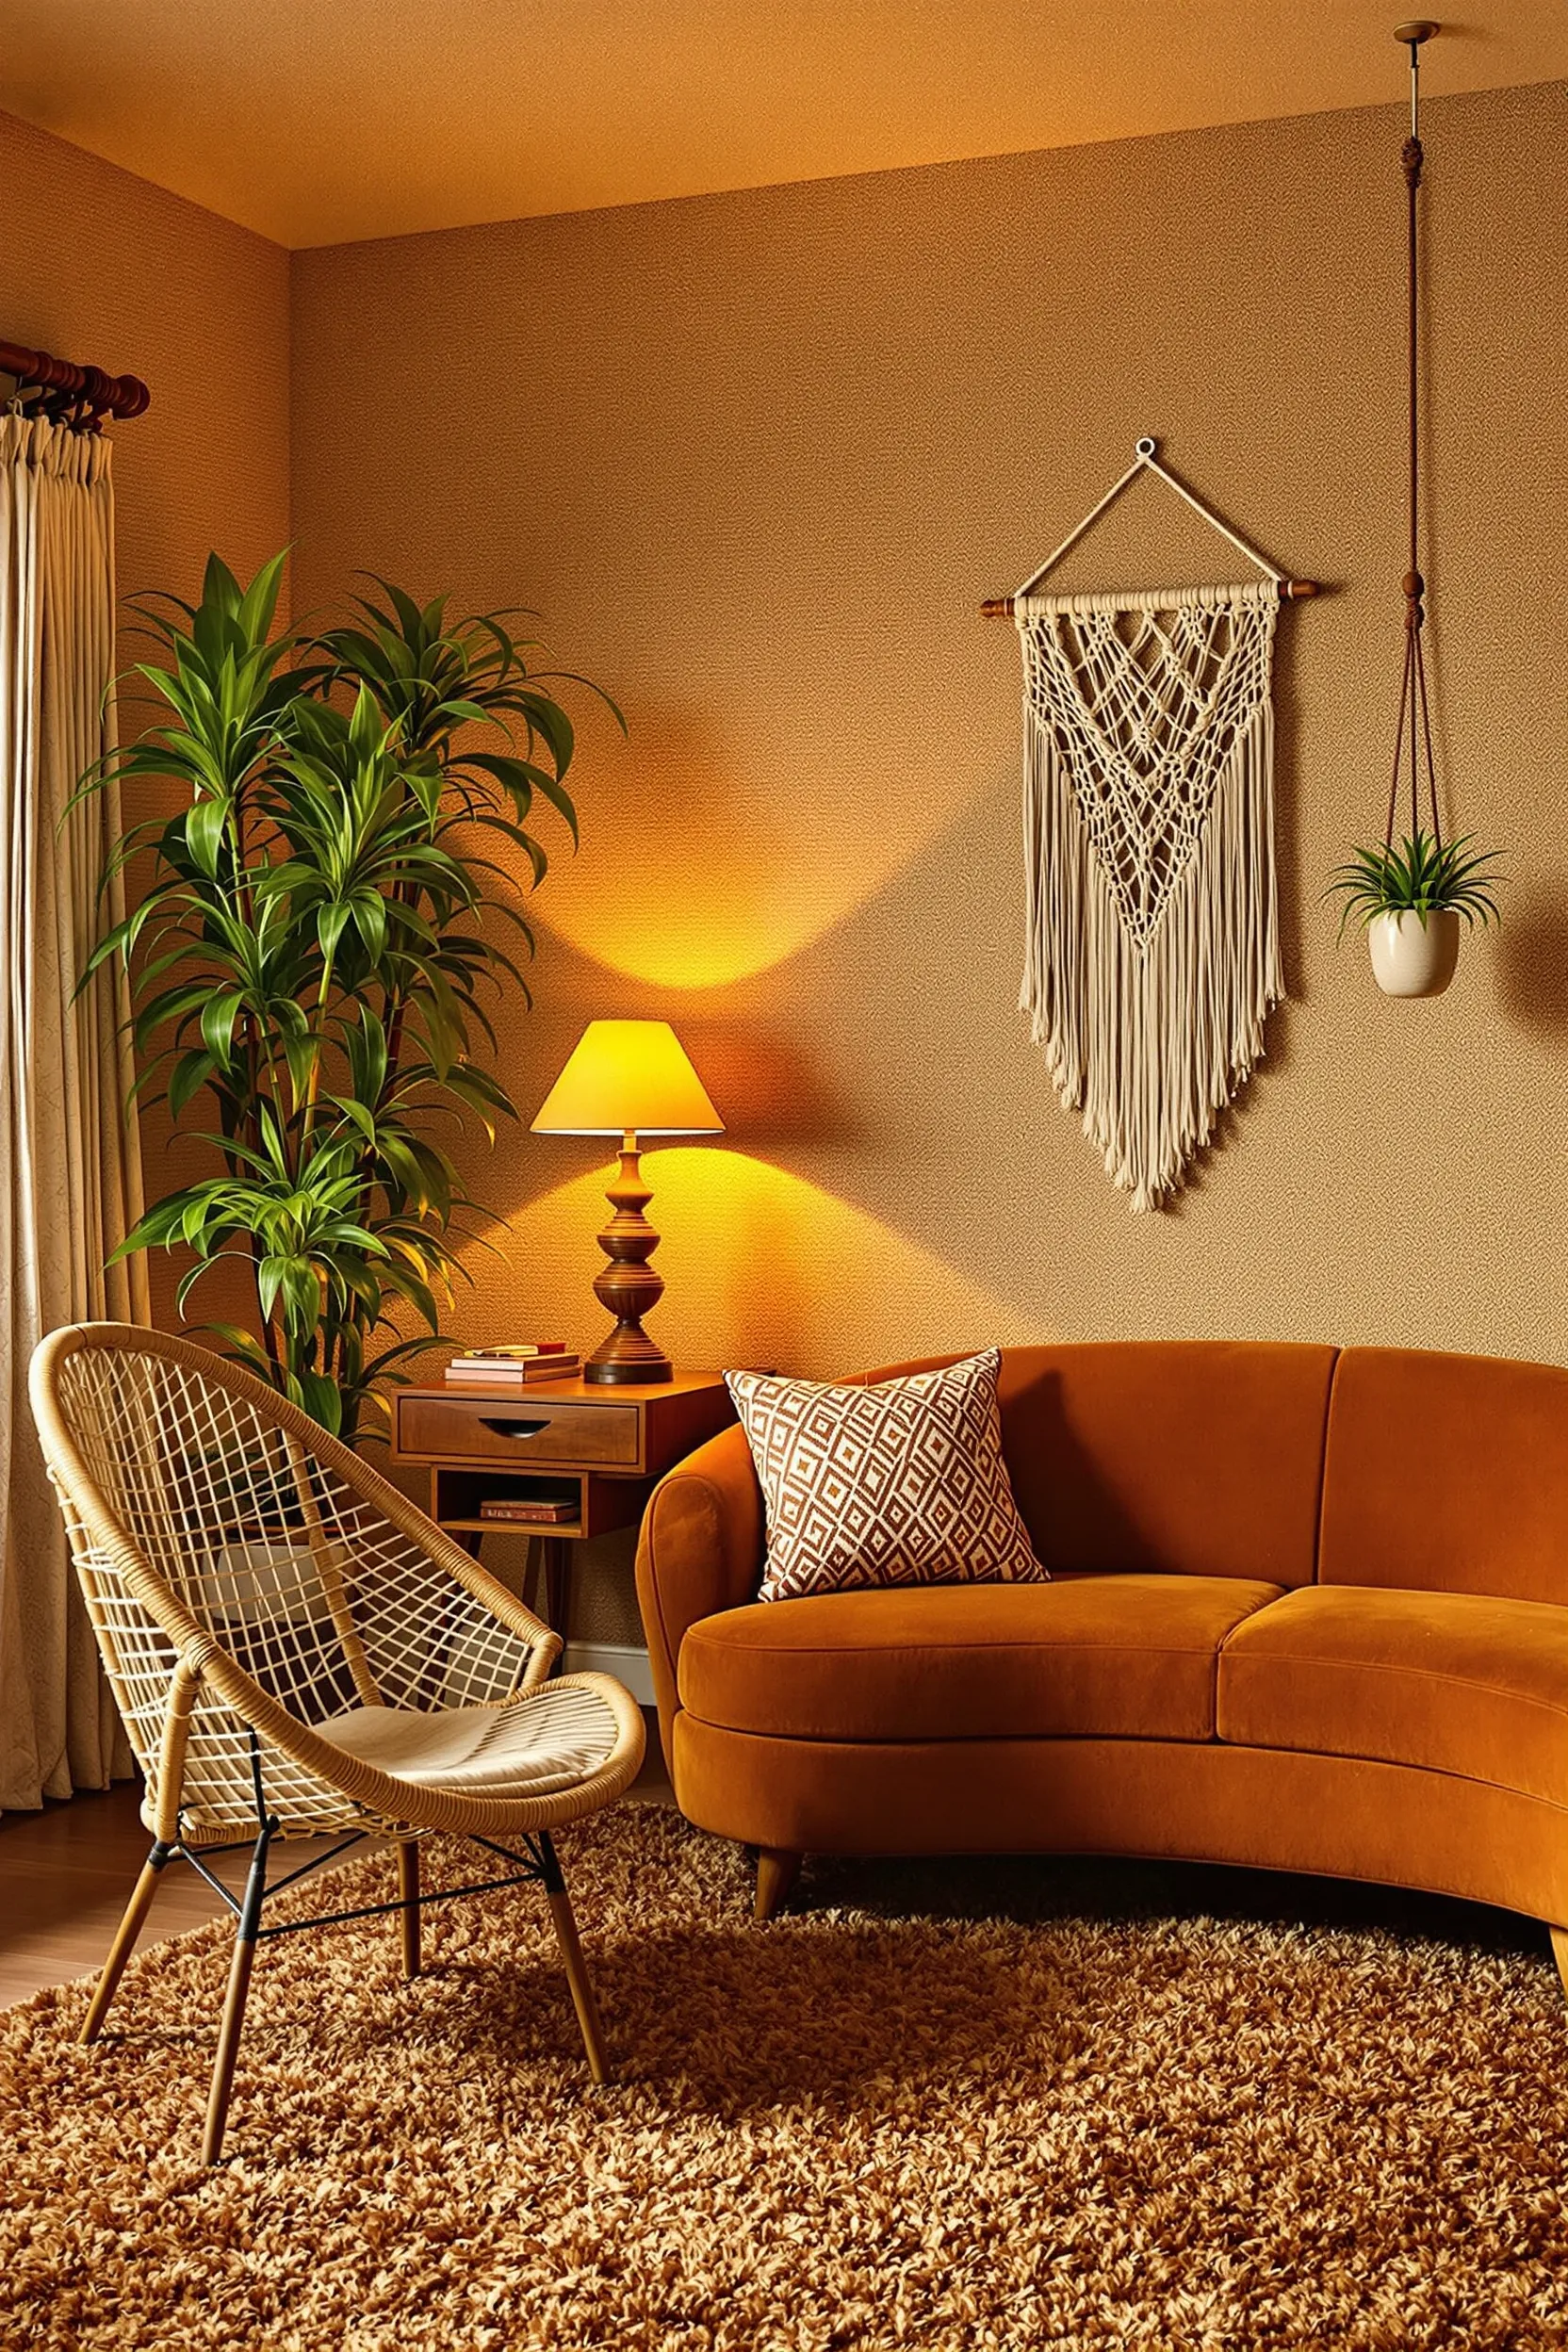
1387, 32, 1442, 855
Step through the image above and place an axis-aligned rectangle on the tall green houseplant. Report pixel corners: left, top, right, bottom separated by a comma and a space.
85, 552, 614, 1441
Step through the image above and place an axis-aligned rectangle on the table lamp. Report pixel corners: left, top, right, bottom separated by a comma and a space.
531, 1020, 724, 1384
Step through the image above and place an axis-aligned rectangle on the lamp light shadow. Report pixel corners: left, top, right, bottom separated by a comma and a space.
1494, 883, 1568, 1039
662, 1024, 862, 1150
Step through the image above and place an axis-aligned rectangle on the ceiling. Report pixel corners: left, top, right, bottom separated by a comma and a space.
3, 1, 1565, 250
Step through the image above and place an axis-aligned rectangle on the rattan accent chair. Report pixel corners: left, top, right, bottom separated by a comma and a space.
29, 1323, 646, 2164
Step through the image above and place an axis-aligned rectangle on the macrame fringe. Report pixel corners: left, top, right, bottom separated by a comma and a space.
1020, 645, 1282, 1214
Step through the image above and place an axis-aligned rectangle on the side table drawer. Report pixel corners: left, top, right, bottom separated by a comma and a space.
395, 1393, 641, 1467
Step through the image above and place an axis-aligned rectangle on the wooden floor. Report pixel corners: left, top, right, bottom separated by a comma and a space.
0, 1712, 672, 2010
0, 1781, 249, 2009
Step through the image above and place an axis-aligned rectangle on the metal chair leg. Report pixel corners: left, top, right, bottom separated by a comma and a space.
397, 1838, 421, 1979
202, 1821, 273, 2164
537, 1832, 610, 2083
80, 1840, 174, 2045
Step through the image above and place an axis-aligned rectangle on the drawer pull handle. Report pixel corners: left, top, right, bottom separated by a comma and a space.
479, 1417, 549, 1439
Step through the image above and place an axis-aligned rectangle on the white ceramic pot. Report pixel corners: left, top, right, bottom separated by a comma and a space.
1367, 907, 1461, 998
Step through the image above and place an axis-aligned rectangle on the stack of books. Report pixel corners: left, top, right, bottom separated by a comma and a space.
443, 1344, 581, 1389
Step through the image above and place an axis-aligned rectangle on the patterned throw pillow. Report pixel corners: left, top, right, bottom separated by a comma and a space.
725, 1348, 1046, 1604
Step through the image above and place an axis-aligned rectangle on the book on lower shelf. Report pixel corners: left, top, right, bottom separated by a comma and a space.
478, 1494, 580, 1525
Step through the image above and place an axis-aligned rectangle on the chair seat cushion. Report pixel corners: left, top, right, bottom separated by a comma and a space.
317, 1686, 619, 1798
1217, 1584, 1568, 1807
678, 1575, 1284, 1743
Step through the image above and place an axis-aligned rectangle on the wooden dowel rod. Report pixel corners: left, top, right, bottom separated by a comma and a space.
982, 580, 1319, 616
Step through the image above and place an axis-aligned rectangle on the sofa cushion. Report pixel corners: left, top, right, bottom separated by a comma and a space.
1217, 1584, 1568, 1807
679, 1575, 1284, 1743
726, 1349, 1042, 1604
1318, 1348, 1568, 1605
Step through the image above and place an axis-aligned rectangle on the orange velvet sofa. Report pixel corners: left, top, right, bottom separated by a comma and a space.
633, 1341, 1568, 1984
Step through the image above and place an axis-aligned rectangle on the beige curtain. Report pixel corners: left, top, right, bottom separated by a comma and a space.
0, 412, 148, 1809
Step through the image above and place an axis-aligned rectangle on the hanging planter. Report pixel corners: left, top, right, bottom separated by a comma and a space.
1328, 23, 1503, 994
1330, 829, 1500, 998
1368, 909, 1460, 999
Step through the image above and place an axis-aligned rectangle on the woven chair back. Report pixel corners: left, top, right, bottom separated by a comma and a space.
31, 1326, 553, 1836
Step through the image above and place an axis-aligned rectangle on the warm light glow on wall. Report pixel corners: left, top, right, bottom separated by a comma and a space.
452, 1148, 1050, 1378
534, 717, 992, 991
539, 847, 810, 990
539, 838, 912, 991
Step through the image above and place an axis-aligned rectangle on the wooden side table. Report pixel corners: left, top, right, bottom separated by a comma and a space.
391, 1370, 734, 1641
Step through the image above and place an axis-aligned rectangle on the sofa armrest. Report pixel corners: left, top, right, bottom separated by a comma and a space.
635, 1422, 763, 1758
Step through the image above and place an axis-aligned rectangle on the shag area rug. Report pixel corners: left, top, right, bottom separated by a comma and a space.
3, 1803, 1566, 2350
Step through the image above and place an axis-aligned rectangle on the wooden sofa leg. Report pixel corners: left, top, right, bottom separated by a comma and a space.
755, 1849, 801, 1923
1550, 1926, 1568, 2003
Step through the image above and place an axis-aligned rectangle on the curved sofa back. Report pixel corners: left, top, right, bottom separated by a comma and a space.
991, 1343, 1335, 1587
855, 1344, 1334, 1585
664, 1342, 1568, 1613
860, 1342, 1568, 1600
1320, 1347, 1568, 1602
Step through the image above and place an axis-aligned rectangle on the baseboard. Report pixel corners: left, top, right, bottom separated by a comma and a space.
562, 1641, 656, 1707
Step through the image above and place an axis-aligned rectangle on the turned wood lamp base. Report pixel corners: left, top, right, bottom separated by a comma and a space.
531, 1021, 724, 1384
583, 1131, 674, 1386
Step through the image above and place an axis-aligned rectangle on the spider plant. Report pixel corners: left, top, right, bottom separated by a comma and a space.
79, 551, 620, 1442
1326, 829, 1504, 939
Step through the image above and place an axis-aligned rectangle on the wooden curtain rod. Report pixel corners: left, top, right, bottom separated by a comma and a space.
0, 338, 150, 424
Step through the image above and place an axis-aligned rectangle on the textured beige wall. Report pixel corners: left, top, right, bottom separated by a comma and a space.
0, 107, 290, 660
291, 80, 1568, 1415
0, 107, 293, 1329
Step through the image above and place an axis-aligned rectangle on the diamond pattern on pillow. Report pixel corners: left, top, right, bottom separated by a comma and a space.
726, 1349, 1046, 1603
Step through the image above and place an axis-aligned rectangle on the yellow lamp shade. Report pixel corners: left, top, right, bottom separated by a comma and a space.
531, 1020, 724, 1137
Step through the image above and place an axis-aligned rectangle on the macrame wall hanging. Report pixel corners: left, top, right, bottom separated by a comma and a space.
983, 443, 1317, 1212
